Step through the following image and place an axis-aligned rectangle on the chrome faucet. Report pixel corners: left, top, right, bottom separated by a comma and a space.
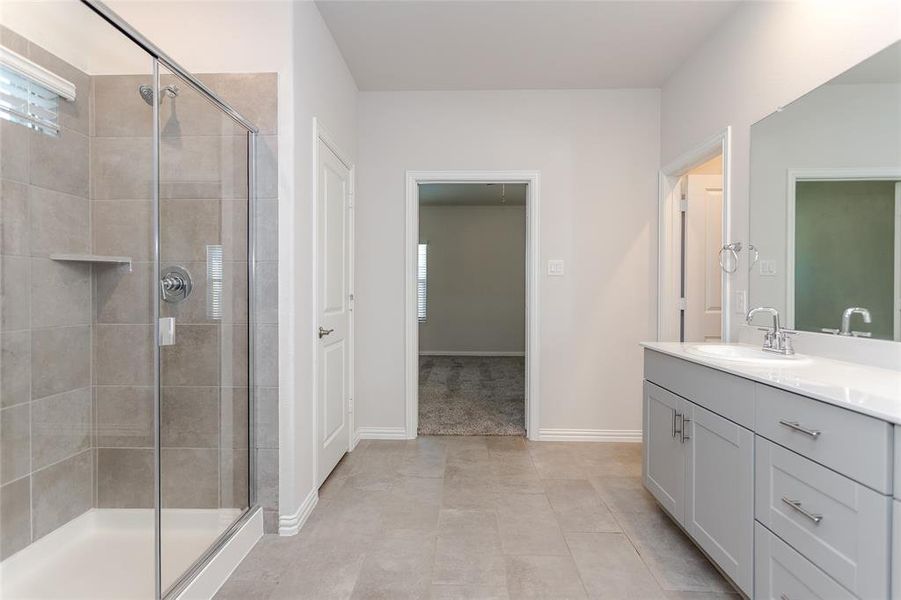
821, 307, 873, 336
746, 306, 796, 355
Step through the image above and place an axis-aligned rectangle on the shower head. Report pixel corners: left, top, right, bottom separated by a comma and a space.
138, 84, 179, 106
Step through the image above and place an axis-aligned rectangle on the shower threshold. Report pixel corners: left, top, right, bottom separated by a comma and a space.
1, 507, 242, 599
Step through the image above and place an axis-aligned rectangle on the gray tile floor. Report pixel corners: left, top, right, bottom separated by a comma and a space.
216, 437, 738, 600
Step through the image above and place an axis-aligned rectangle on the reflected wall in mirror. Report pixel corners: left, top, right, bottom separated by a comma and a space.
749, 40, 901, 341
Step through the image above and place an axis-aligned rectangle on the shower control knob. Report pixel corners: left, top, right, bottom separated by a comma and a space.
160, 266, 193, 303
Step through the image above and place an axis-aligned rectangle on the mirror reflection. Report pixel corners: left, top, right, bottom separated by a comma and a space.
749, 41, 901, 341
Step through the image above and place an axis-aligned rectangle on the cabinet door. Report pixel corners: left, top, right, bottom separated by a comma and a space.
643, 381, 685, 522
685, 402, 754, 595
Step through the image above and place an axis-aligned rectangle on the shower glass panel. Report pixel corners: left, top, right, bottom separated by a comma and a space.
157, 65, 251, 594
0, 3, 256, 599
0, 2, 157, 598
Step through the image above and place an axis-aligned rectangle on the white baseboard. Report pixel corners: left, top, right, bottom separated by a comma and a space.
419, 350, 525, 357
538, 428, 642, 443
176, 507, 263, 600
356, 426, 408, 440
278, 488, 318, 537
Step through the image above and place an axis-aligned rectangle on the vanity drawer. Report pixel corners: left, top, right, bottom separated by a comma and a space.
754, 522, 855, 600
644, 350, 754, 428
755, 383, 892, 493
755, 437, 890, 599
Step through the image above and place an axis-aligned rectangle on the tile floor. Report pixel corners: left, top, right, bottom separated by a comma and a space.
216, 437, 738, 599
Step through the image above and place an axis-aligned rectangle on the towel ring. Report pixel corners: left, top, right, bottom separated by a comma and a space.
718, 242, 742, 273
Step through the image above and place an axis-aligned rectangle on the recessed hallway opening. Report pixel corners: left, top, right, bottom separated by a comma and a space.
416, 183, 527, 436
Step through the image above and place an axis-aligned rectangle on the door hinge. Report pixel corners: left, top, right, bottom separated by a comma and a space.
679, 196, 688, 212
348, 398, 354, 413
678, 297, 687, 311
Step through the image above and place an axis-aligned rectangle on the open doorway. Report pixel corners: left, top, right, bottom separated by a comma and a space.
416, 183, 526, 435
658, 128, 733, 342
405, 171, 541, 440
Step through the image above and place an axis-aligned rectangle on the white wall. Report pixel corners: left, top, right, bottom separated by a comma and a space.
356, 90, 660, 436
661, 0, 901, 340
419, 204, 526, 354
106, 0, 358, 531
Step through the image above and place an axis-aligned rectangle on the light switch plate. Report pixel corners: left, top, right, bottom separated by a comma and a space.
547, 259, 565, 276
758, 260, 777, 277
734, 290, 747, 315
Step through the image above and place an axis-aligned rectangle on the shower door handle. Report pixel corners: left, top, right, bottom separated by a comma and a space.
159, 317, 176, 346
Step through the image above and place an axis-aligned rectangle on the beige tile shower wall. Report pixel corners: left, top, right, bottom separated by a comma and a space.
90, 72, 279, 528
0, 27, 94, 560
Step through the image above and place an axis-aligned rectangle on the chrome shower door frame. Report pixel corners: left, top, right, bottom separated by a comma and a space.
80, 2, 261, 599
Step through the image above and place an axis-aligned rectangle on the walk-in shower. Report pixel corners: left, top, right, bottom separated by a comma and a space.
0, 1, 267, 597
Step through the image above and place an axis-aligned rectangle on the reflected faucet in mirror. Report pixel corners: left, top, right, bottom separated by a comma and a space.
821, 307, 872, 337
747, 306, 797, 355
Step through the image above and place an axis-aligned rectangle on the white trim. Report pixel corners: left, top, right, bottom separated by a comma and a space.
419, 350, 525, 357
311, 117, 356, 488
538, 429, 642, 443
0, 46, 76, 101
277, 488, 318, 537
785, 167, 901, 331
894, 182, 900, 342
356, 427, 408, 440
405, 170, 541, 441
658, 127, 733, 342
175, 508, 263, 600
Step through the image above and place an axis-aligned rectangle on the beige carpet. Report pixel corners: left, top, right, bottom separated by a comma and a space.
418, 355, 525, 436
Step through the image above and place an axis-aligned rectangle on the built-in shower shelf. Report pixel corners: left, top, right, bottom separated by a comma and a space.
50, 254, 133, 270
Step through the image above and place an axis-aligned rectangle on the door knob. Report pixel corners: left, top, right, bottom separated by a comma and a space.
318, 327, 334, 339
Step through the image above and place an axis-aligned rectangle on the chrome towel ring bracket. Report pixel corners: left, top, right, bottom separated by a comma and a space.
718, 242, 743, 273
717, 242, 760, 274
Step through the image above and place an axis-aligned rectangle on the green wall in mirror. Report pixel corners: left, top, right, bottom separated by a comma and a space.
794, 180, 898, 340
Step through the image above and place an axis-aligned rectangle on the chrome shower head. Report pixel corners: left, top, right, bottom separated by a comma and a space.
138, 84, 179, 106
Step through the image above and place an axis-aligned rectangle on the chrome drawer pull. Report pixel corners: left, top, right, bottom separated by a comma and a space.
672, 411, 682, 438
781, 497, 823, 524
778, 420, 821, 439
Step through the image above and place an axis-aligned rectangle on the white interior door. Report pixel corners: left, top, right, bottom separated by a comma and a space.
317, 139, 352, 486
684, 174, 723, 342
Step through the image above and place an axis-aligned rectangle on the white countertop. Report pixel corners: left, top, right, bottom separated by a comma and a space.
641, 341, 901, 425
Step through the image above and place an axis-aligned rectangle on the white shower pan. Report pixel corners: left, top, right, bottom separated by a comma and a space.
0, 508, 242, 599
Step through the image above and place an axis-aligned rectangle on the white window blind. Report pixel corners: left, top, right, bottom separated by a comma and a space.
417, 243, 428, 322
206, 245, 224, 320
0, 47, 76, 137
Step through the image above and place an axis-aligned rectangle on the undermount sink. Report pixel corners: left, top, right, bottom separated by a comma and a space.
685, 344, 809, 365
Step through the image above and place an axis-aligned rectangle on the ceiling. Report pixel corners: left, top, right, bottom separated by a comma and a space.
419, 183, 527, 206
315, 0, 742, 91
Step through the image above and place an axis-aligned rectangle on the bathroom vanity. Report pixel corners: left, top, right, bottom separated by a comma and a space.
641, 342, 901, 599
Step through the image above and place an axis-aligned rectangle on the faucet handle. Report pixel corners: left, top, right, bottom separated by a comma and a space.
851, 331, 872, 338
820, 328, 840, 335
782, 329, 798, 335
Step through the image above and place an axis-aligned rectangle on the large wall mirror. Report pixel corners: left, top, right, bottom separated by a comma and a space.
749, 41, 901, 342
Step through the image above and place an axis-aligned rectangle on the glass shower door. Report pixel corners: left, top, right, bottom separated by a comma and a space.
155, 65, 251, 593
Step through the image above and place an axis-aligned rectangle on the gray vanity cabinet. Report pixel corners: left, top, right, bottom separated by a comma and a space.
684, 401, 754, 594
643, 381, 686, 520
642, 379, 754, 595
644, 348, 897, 600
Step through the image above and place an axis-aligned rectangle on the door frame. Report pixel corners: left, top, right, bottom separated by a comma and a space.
312, 118, 356, 487
404, 170, 541, 440
658, 127, 733, 342
784, 167, 901, 333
